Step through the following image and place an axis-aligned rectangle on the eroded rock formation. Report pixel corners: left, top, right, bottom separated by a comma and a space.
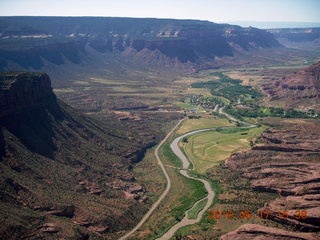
224, 118, 320, 235
221, 224, 318, 240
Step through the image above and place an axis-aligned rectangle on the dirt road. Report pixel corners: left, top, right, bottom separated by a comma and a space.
118, 119, 184, 240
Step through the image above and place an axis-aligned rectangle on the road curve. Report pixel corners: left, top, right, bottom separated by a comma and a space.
118, 119, 184, 240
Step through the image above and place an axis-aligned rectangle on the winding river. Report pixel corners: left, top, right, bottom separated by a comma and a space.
157, 112, 255, 239
156, 128, 216, 239
119, 111, 255, 240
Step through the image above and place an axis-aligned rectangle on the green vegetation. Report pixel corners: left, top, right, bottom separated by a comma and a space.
188, 72, 317, 121
188, 115, 202, 119
161, 142, 182, 168
172, 176, 224, 239
187, 198, 207, 219
225, 105, 317, 120
161, 141, 207, 219
183, 126, 265, 174
170, 179, 207, 220
191, 72, 263, 104
177, 116, 234, 134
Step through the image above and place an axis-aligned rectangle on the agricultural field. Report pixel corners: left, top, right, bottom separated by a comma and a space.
176, 115, 235, 134
181, 127, 265, 174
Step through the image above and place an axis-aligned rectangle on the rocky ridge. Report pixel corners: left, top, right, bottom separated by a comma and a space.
221, 224, 318, 240
222, 118, 320, 238
0, 17, 281, 73
262, 61, 320, 110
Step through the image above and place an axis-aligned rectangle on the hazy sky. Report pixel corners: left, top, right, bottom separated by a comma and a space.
1, 0, 319, 26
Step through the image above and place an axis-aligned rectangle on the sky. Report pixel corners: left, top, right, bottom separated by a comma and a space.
0, 0, 319, 28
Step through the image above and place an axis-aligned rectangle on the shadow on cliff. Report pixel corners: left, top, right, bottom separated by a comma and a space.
0, 100, 64, 160
0, 127, 4, 161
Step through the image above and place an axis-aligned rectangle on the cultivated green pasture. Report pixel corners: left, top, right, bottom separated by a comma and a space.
177, 116, 234, 135
183, 127, 265, 174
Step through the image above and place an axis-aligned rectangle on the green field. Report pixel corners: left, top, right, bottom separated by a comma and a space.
182, 127, 265, 174
177, 116, 234, 134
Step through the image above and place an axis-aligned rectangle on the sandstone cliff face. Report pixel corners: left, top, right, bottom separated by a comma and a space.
308, 61, 320, 89
0, 72, 56, 118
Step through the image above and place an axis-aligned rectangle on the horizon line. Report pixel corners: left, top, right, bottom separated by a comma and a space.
1, 16, 319, 29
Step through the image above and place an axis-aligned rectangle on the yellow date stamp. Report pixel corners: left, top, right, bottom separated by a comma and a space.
208, 209, 308, 221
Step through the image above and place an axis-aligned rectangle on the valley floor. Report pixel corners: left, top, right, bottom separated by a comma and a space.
115, 66, 320, 240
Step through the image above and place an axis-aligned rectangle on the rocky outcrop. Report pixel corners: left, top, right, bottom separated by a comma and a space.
0, 72, 56, 118
259, 196, 320, 231
40, 223, 60, 233
262, 61, 320, 109
88, 226, 109, 234
225, 118, 320, 232
48, 204, 75, 218
220, 224, 318, 240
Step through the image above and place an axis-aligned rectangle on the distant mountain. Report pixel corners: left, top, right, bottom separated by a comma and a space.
230, 21, 320, 29
0, 17, 281, 75
0, 72, 153, 239
268, 27, 320, 43
268, 28, 320, 51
